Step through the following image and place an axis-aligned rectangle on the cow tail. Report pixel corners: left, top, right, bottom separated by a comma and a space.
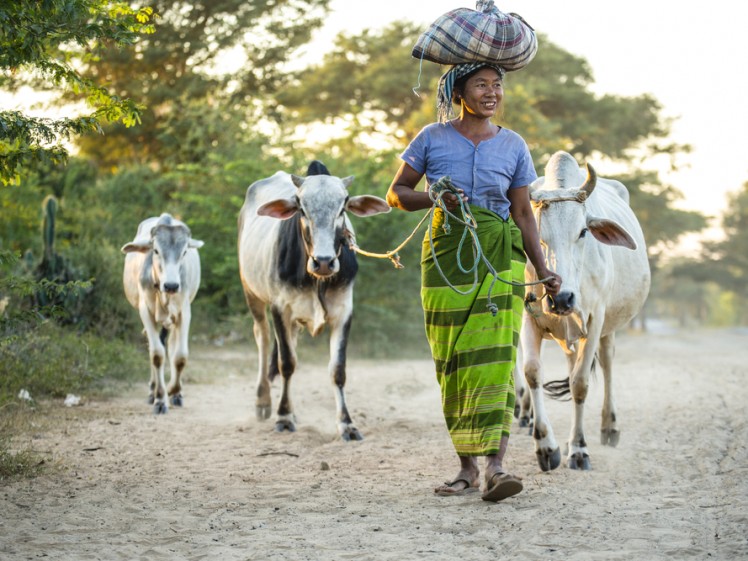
543, 378, 571, 401
543, 355, 597, 401
159, 327, 168, 347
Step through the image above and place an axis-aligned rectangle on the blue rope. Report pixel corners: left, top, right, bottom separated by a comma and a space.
427, 176, 548, 316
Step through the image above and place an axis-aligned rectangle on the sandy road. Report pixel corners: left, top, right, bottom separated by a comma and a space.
1, 328, 747, 560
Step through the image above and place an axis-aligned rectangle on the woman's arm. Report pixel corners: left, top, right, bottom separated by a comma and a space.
386, 162, 465, 212
508, 186, 562, 295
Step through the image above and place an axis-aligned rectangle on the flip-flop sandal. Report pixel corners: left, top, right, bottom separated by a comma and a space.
434, 478, 479, 497
481, 472, 523, 502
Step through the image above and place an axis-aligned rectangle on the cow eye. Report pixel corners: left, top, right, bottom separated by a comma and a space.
153, 249, 159, 255
579, 228, 588, 239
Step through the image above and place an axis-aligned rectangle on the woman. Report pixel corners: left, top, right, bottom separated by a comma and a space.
386, 62, 561, 502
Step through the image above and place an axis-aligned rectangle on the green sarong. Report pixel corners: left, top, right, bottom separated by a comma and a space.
421, 205, 526, 456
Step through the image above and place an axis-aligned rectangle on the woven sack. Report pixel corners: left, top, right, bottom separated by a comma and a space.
411, 0, 538, 71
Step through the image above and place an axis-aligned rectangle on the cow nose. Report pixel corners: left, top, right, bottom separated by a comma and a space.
549, 291, 574, 315
312, 256, 336, 277
163, 282, 180, 294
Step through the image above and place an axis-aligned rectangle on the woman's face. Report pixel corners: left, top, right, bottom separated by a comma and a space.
459, 67, 503, 119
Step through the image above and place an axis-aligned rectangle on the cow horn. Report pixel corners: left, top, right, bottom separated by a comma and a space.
291, 174, 305, 188
581, 163, 597, 197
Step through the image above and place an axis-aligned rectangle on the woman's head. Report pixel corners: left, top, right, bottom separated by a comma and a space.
436, 62, 506, 123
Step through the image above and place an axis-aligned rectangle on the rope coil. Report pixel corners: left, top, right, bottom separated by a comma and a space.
348, 176, 552, 315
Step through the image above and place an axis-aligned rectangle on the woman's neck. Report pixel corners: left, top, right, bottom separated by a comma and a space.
451, 115, 499, 145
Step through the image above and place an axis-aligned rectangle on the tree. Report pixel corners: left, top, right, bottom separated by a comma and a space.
0, 0, 155, 185
71, 0, 331, 169
276, 25, 673, 167
673, 181, 748, 325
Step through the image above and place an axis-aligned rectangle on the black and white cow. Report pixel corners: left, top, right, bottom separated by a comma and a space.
237, 161, 390, 440
122, 214, 204, 414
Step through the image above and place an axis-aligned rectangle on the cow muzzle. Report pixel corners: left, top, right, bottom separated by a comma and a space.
548, 290, 575, 316
162, 282, 180, 294
307, 256, 339, 278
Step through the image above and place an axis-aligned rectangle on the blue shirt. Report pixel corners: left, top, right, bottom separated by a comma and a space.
400, 122, 537, 220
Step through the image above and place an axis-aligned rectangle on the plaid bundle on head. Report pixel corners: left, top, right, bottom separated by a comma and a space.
436, 62, 505, 123
412, 0, 537, 70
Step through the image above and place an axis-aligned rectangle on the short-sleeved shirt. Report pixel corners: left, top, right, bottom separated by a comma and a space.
400, 122, 537, 220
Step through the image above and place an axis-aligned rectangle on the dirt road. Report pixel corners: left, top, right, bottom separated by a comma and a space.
1, 328, 746, 560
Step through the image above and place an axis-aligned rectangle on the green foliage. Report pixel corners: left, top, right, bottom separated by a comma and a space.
0, 318, 144, 405
622, 170, 707, 255
73, 0, 332, 169
667, 181, 748, 326
701, 182, 748, 297
0, 0, 156, 185
0, 436, 43, 481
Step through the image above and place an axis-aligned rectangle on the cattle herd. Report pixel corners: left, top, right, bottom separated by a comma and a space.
121, 151, 650, 472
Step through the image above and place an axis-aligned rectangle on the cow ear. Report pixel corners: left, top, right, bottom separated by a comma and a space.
257, 198, 299, 220
346, 195, 391, 217
290, 174, 305, 188
587, 217, 637, 249
121, 240, 152, 254
341, 176, 355, 189
189, 239, 204, 249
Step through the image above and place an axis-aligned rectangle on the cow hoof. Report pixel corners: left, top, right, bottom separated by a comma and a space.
518, 415, 532, 429
274, 420, 296, 433
567, 452, 591, 470
601, 428, 620, 447
341, 427, 363, 442
147, 394, 155, 405
170, 393, 183, 407
256, 405, 272, 421
537, 447, 561, 472
153, 401, 168, 415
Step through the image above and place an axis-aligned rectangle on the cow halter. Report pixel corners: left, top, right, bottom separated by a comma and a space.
531, 194, 590, 310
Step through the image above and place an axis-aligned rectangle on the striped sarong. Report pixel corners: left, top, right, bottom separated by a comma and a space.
421, 205, 525, 456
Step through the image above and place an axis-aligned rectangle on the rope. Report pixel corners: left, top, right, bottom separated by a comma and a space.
348, 176, 552, 316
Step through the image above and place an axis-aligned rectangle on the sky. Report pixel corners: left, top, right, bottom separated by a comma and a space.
305, 0, 748, 246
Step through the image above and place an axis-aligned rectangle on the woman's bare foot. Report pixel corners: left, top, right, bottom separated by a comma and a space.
434, 476, 480, 496
434, 463, 480, 496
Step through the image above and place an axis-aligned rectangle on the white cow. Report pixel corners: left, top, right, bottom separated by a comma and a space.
520, 151, 651, 470
122, 214, 203, 414
238, 160, 390, 440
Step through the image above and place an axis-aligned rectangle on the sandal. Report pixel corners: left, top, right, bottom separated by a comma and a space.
481, 472, 523, 502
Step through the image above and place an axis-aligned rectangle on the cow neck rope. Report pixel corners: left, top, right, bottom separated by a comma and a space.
533, 197, 589, 305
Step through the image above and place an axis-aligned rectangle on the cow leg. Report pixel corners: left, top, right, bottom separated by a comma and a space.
598, 332, 619, 446
271, 306, 297, 432
513, 341, 532, 428
167, 306, 190, 408
566, 336, 597, 470
140, 304, 168, 414
521, 314, 561, 471
246, 293, 272, 420
328, 314, 361, 441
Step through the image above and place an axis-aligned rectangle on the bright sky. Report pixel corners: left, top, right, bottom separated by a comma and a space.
307, 0, 748, 245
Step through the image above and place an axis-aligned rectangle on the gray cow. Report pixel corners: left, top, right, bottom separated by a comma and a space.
122, 214, 203, 414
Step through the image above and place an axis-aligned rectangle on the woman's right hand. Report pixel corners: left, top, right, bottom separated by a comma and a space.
540, 271, 562, 296
442, 188, 468, 212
